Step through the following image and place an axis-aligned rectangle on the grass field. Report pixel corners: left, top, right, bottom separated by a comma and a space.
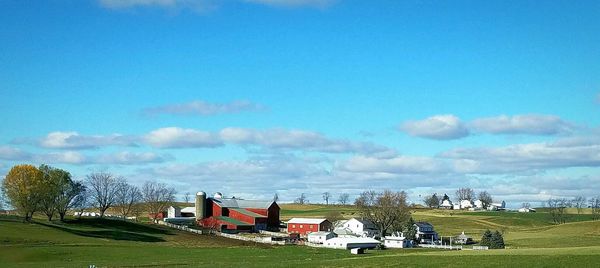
1, 205, 599, 267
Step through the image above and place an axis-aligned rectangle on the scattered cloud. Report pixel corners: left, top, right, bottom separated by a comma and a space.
35, 131, 137, 150
400, 114, 469, 140
470, 114, 573, 135
142, 100, 266, 117
0, 146, 31, 161
143, 127, 223, 148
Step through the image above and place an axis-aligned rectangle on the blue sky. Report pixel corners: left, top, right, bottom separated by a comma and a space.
1, 0, 599, 206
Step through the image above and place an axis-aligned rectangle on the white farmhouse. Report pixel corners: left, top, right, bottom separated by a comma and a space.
341, 218, 380, 238
324, 237, 381, 249
307, 231, 335, 244
439, 194, 453, 209
460, 200, 473, 209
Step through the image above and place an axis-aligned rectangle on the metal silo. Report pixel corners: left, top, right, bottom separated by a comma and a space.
195, 191, 206, 220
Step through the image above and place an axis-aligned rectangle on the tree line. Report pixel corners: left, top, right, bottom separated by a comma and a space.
1, 164, 176, 223
546, 196, 600, 224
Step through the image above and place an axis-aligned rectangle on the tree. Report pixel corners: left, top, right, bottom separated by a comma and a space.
547, 198, 569, 224
325, 210, 343, 224
72, 188, 89, 219
480, 229, 493, 247
402, 217, 417, 243
590, 197, 600, 220
322, 192, 331, 205
490, 230, 505, 249
142, 181, 176, 223
273, 193, 279, 203
478, 191, 493, 209
573, 196, 586, 214
295, 193, 308, 205
2, 164, 44, 221
38, 165, 81, 221
86, 172, 120, 218
455, 188, 475, 202
338, 193, 349, 205
521, 202, 531, 209
355, 190, 411, 236
184, 192, 191, 203
423, 193, 440, 208
115, 181, 141, 219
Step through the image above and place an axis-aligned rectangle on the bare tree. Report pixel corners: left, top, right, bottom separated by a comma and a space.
355, 190, 411, 236
73, 188, 89, 219
295, 193, 308, 205
455, 188, 475, 202
573, 196, 586, 214
142, 181, 176, 223
547, 198, 569, 224
590, 197, 600, 220
338, 193, 350, 205
86, 172, 120, 218
521, 202, 531, 209
322, 192, 331, 205
184, 192, 191, 203
478, 191, 493, 209
115, 181, 142, 219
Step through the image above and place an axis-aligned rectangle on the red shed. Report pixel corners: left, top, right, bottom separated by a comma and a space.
287, 218, 332, 236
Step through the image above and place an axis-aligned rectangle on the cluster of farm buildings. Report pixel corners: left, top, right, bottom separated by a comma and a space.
159, 192, 493, 250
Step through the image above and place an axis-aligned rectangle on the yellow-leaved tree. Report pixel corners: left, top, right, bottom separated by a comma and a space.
2, 164, 44, 221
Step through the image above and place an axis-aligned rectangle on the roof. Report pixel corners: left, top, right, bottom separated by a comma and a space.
230, 208, 266, 218
326, 237, 381, 244
287, 218, 328, 224
181, 207, 195, 213
211, 198, 275, 209
215, 216, 253, 226
415, 222, 433, 228
348, 218, 376, 228
307, 231, 333, 236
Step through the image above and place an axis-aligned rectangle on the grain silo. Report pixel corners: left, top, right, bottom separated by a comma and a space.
195, 191, 206, 220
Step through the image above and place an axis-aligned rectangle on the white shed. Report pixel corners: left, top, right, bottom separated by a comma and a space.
324, 237, 381, 249
307, 231, 335, 244
168, 206, 181, 218
384, 233, 410, 248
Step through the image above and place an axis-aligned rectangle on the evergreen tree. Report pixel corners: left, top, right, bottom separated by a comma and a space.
480, 229, 493, 247
490, 231, 505, 249
403, 217, 417, 242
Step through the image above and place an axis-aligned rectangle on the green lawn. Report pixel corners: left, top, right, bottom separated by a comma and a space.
2, 208, 600, 267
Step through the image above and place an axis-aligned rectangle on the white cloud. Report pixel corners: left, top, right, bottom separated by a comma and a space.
143, 127, 223, 148
0, 146, 31, 161
470, 114, 573, 135
37, 151, 87, 164
243, 0, 337, 8
142, 100, 265, 117
338, 155, 448, 175
400, 114, 469, 140
38, 131, 137, 149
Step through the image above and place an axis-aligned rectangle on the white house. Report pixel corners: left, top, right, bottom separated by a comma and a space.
474, 200, 484, 209
341, 218, 380, 238
518, 207, 536, 213
415, 222, 439, 244
460, 200, 473, 209
384, 232, 411, 248
440, 194, 453, 209
324, 237, 381, 249
307, 231, 335, 244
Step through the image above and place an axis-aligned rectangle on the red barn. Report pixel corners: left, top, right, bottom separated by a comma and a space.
198, 194, 280, 232
287, 218, 333, 236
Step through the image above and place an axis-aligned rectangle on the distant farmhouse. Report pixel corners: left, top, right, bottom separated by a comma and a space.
166, 192, 280, 232
439, 193, 506, 211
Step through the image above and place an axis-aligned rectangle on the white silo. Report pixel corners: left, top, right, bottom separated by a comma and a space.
195, 191, 206, 221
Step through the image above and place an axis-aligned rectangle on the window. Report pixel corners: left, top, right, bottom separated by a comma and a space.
292, 224, 295, 228
300, 225, 303, 228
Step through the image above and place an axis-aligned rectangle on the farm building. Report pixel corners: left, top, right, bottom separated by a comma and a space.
415, 222, 439, 244
166, 192, 280, 232
323, 237, 381, 249
440, 194, 453, 209
287, 218, 333, 236
339, 218, 380, 238
454, 231, 474, 244
489, 201, 507, 211
518, 207, 536, 213
307, 231, 336, 244
384, 232, 411, 248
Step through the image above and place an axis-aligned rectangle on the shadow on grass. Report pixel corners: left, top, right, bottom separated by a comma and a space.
34, 219, 168, 242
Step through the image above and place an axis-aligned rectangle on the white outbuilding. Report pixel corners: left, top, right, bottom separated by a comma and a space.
323, 237, 381, 250
307, 231, 336, 244
384, 232, 411, 248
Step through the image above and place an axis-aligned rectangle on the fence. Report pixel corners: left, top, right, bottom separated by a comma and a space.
473, 246, 489, 250
418, 244, 462, 250
158, 221, 203, 235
